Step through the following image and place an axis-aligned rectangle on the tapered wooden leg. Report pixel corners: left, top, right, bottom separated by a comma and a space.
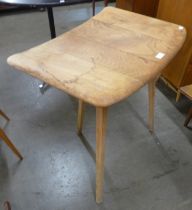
148, 79, 156, 133
176, 90, 181, 102
0, 128, 23, 160
184, 107, 192, 127
96, 107, 108, 204
0, 110, 9, 121
77, 100, 85, 135
4, 201, 11, 210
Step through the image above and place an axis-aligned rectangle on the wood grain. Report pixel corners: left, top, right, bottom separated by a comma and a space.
6, 7, 187, 203
7, 7, 186, 107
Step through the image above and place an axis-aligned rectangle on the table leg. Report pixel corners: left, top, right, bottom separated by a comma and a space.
0, 110, 9, 121
96, 107, 107, 203
0, 128, 23, 160
77, 100, 85, 135
39, 7, 56, 94
47, 7, 56, 39
39, 83, 50, 94
176, 90, 181, 102
148, 79, 156, 133
92, 0, 95, 16
3, 201, 11, 210
184, 107, 192, 127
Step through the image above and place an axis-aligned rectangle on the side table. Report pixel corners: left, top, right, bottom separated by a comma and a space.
7, 7, 186, 203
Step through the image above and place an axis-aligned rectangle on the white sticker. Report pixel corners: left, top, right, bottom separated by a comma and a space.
179, 26, 184, 31
60, 0, 65, 2
155, 52, 165, 60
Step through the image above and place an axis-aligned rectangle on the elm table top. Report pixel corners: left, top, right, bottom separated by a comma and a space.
7, 7, 186, 107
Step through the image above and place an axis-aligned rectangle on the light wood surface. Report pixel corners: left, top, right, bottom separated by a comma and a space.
7, 7, 186, 107
7, 7, 186, 203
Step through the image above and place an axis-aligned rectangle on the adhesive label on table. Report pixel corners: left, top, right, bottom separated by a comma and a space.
155, 52, 165, 60
179, 26, 184, 31
60, 0, 65, 3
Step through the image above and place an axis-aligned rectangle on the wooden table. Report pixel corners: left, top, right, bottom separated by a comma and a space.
180, 85, 192, 127
7, 7, 186, 203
